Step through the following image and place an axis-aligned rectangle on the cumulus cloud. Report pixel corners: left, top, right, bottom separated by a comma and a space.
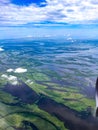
1, 74, 18, 85
1, 74, 8, 79
7, 68, 14, 72
7, 67, 27, 73
2, 67, 27, 85
0, 0, 98, 25
14, 68, 27, 73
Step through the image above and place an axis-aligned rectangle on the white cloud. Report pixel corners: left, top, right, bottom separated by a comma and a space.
7, 68, 14, 72
14, 68, 27, 73
0, 0, 98, 25
8, 75, 17, 81
7, 67, 27, 73
2, 67, 27, 85
1, 74, 8, 78
1, 74, 18, 85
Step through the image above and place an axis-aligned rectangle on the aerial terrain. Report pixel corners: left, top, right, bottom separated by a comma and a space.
0, 0, 98, 129
0, 38, 98, 130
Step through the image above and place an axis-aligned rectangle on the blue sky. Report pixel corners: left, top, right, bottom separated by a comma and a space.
11, 0, 47, 6
0, 0, 98, 39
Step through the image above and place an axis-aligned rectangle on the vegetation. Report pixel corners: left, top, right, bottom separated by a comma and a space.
0, 39, 96, 130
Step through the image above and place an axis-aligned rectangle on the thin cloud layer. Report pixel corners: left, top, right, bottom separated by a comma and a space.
0, 0, 98, 26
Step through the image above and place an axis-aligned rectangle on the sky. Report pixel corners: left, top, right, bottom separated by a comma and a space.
0, 0, 98, 39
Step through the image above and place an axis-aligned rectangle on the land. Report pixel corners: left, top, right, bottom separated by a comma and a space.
0, 71, 96, 130
0, 39, 97, 130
